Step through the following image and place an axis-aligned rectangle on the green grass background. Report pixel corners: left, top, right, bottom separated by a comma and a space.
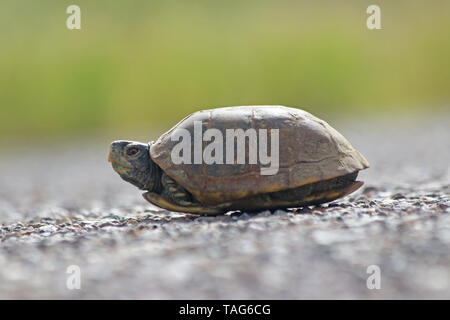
0, 0, 449, 140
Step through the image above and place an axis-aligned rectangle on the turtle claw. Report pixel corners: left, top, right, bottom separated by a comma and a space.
175, 199, 193, 207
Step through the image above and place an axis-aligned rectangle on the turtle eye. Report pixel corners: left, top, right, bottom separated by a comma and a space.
126, 147, 140, 156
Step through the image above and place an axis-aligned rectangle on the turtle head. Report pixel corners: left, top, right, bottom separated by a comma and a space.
108, 140, 160, 191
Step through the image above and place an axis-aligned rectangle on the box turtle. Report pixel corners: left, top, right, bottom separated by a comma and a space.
108, 106, 369, 214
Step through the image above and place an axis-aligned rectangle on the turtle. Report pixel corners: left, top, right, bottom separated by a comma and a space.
108, 106, 369, 214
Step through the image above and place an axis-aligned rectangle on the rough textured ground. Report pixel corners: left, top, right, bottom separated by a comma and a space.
0, 114, 449, 299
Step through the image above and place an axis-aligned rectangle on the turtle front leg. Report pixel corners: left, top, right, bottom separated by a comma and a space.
142, 192, 230, 215
161, 173, 194, 206
143, 173, 232, 214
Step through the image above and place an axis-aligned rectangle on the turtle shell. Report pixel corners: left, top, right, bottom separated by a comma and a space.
150, 106, 369, 205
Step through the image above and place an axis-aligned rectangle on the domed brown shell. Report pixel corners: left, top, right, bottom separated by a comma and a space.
150, 106, 369, 205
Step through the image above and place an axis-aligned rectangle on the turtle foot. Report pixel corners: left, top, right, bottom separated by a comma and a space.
143, 192, 231, 215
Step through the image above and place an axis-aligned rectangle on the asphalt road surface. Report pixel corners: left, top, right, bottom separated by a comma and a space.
0, 114, 449, 299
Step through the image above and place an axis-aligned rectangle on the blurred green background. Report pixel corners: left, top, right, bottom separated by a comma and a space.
0, 0, 449, 141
